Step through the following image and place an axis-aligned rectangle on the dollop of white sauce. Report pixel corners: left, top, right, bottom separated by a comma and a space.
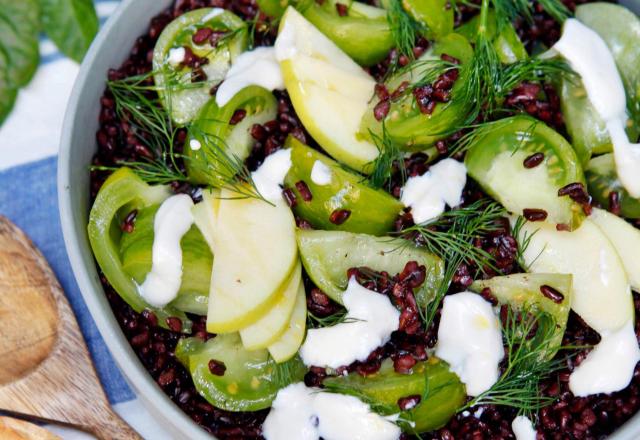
400, 158, 467, 224
435, 292, 504, 396
299, 277, 400, 369
569, 320, 640, 396
512, 415, 537, 440
553, 19, 640, 197
189, 139, 201, 151
167, 47, 186, 67
139, 194, 195, 307
263, 383, 401, 440
310, 160, 332, 186
215, 47, 285, 107
251, 148, 292, 204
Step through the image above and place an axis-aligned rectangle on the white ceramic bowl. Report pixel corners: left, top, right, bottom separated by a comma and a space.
58, 0, 640, 438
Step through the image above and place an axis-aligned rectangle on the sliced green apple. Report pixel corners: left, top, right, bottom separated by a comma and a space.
590, 208, 640, 291
207, 188, 298, 333
191, 188, 221, 251
268, 283, 307, 363
275, 6, 378, 172
239, 262, 302, 350
512, 218, 633, 333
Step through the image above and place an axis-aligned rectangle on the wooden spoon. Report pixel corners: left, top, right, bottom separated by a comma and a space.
0, 216, 141, 440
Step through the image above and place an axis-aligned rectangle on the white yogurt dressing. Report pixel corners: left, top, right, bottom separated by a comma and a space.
299, 277, 400, 369
400, 158, 467, 224
310, 160, 333, 186
569, 320, 640, 396
215, 46, 285, 107
167, 47, 186, 67
435, 292, 504, 396
262, 383, 401, 440
251, 148, 292, 204
511, 415, 537, 440
553, 19, 640, 197
189, 139, 202, 151
139, 194, 195, 307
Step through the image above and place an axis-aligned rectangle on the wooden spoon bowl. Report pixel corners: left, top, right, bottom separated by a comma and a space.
0, 217, 141, 440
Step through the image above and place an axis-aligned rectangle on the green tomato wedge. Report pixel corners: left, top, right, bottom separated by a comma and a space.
299, 0, 393, 66
402, 0, 454, 40
471, 273, 572, 358
585, 153, 640, 219
297, 229, 444, 306
186, 86, 277, 185
152, 8, 248, 125
359, 33, 474, 151
175, 333, 306, 411
576, 3, 640, 129
118, 205, 213, 316
323, 357, 466, 433
456, 12, 527, 64
464, 116, 586, 230
284, 137, 403, 236
87, 168, 193, 332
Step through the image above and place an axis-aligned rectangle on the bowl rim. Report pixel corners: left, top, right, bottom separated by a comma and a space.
58, 0, 212, 438
57, 0, 640, 439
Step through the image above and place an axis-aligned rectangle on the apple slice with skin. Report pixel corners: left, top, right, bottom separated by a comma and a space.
275, 7, 378, 173
513, 218, 632, 333
590, 208, 640, 290
191, 188, 221, 251
268, 283, 307, 363
240, 262, 302, 350
207, 188, 298, 333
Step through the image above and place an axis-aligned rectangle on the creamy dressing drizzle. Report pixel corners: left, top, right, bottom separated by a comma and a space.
139, 194, 195, 307
262, 382, 401, 440
511, 415, 537, 440
553, 19, 640, 197
167, 47, 186, 67
400, 158, 467, 224
215, 47, 285, 107
310, 160, 332, 185
299, 277, 400, 369
435, 292, 504, 396
569, 320, 640, 396
251, 148, 292, 203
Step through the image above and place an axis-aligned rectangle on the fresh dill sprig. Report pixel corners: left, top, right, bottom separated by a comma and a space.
307, 309, 362, 328
511, 215, 541, 270
462, 307, 566, 416
449, 115, 537, 156
272, 355, 307, 388
386, 0, 424, 62
367, 124, 406, 190
398, 199, 506, 326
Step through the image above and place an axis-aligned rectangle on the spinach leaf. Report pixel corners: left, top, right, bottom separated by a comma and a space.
40, 0, 99, 62
0, 0, 40, 87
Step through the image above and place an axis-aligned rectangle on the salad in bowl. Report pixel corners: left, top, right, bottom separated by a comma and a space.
86, 0, 640, 438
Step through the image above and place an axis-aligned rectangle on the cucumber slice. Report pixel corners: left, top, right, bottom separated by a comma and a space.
585, 153, 640, 219
296, 229, 444, 306
284, 137, 404, 236
323, 358, 465, 433
152, 8, 248, 125
471, 273, 572, 358
119, 205, 213, 315
175, 333, 306, 412
186, 86, 277, 185
464, 116, 586, 230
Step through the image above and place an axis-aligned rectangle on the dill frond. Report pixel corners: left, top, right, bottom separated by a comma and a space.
510, 215, 542, 270
272, 355, 307, 388
398, 199, 507, 326
307, 309, 362, 328
463, 307, 566, 416
367, 125, 407, 190
386, 0, 424, 62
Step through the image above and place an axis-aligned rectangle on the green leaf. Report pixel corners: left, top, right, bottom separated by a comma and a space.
40, 0, 99, 62
0, 0, 40, 87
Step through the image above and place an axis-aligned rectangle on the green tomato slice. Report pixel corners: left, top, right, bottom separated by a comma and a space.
402, 0, 454, 40
297, 229, 444, 306
152, 8, 248, 125
471, 273, 572, 358
464, 116, 586, 230
323, 358, 466, 433
284, 136, 403, 236
175, 333, 306, 412
586, 153, 640, 219
186, 86, 277, 185
119, 205, 213, 316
